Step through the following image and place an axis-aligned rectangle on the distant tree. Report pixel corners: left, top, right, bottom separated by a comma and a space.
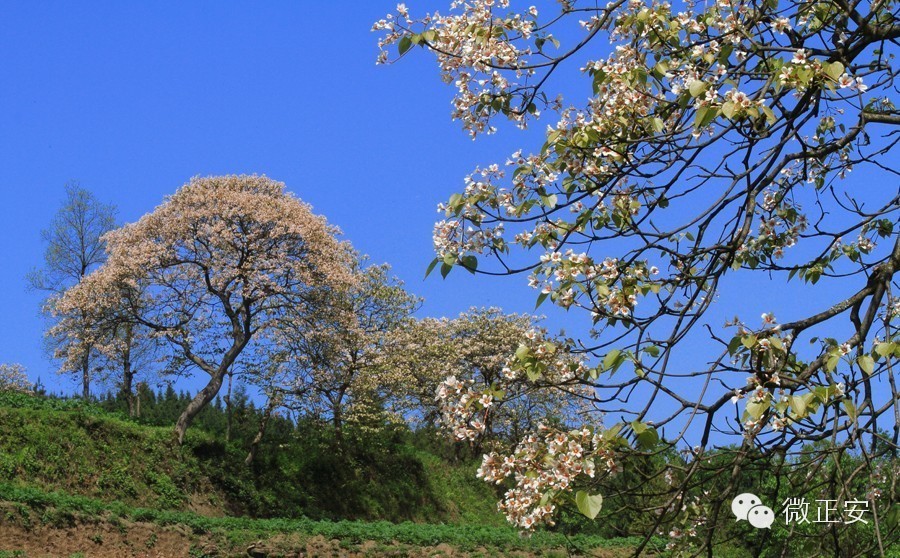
0, 363, 33, 393
52, 175, 352, 443
28, 182, 116, 399
283, 257, 421, 446
51, 280, 159, 417
387, 308, 590, 454
95, 319, 158, 418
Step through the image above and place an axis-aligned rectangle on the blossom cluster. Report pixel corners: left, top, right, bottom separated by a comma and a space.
433, 322, 589, 441
374, 1, 539, 137
477, 424, 617, 529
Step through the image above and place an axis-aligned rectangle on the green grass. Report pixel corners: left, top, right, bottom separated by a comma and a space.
413, 449, 505, 526
0, 482, 662, 554
0, 396, 220, 511
0, 391, 507, 524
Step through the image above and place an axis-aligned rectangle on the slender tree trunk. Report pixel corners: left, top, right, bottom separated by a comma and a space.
332, 404, 343, 446
135, 382, 142, 418
224, 370, 233, 443
173, 334, 248, 445
121, 326, 135, 417
81, 352, 90, 400
331, 389, 346, 449
174, 371, 226, 444
245, 397, 277, 466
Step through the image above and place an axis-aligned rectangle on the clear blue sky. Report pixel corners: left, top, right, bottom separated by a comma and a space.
0, 1, 559, 392
0, 2, 886, 445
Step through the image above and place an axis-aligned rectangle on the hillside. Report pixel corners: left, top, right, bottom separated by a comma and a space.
0, 391, 501, 524
0, 391, 664, 557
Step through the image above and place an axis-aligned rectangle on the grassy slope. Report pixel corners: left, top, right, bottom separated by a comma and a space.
0, 394, 501, 523
0, 401, 224, 513
0, 395, 665, 555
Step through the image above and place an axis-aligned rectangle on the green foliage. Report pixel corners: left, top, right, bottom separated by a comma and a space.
0, 391, 502, 524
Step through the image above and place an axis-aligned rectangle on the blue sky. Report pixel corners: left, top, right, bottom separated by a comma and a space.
0, 2, 892, 446
0, 2, 556, 392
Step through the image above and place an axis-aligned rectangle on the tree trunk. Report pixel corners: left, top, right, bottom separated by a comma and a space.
245, 398, 277, 466
331, 389, 346, 449
224, 370, 233, 443
332, 404, 343, 446
121, 326, 135, 417
135, 383, 142, 418
81, 352, 91, 400
174, 371, 226, 444
173, 333, 248, 444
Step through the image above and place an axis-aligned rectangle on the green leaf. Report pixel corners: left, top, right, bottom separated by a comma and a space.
447, 193, 465, 213
721, 101, 736, 119
689, 80, 708, 98
824, 61, 844, 81
398, 35, 413, 55
601, 423, 623, 441
439, 262, 453, 279
694, 105, 717, 128
790, 395, 808, 419
630, 420, 659, 449
857, 355, 874, 375
825, 351, 840, 372
842, 399, 858, 421
515, 344, 531, 362
460, 255, 478, 274
575, 491, 603, 520
885, 504, 900, 531
741, 334, 758, 349
745, 399, 769, 421
603, 349, 622, 371
874, 342, 894, 358
424, 257, 440, 279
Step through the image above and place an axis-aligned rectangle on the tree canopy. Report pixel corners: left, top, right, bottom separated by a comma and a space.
51, 175, 353, 443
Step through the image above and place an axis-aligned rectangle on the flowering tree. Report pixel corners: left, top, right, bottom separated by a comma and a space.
279, 257, 421, 446
52, 175, 351, 443
0, 363, 33, 393
387, 308, 591, 453
376, 0, 899, 553
28, 183, 117, 399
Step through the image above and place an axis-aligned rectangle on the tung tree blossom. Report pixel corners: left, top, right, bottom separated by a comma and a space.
378, 0, 900, 553
51, 175, 353, 443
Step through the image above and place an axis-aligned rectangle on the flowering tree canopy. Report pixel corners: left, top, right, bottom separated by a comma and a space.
387, 308, 591, 448
52, 175, 352, 443
377, 0, 899, 553
0, 363, 33, 393
274, 256, 421, 444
